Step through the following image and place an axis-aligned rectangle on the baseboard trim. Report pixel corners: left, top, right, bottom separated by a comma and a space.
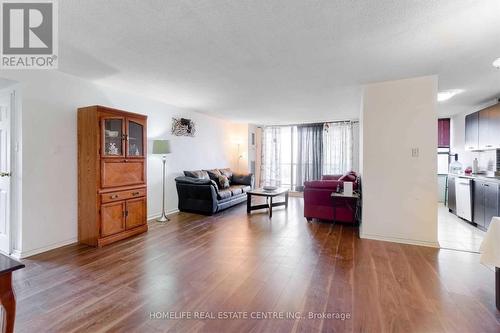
360, 232, 439, 248
11, 237, 78, 259
148, 208, 179, 221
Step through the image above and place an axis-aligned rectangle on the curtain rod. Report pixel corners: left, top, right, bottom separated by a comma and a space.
257, 120, 359, 128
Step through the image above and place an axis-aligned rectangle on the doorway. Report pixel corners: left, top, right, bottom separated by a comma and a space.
0, 90, 13, 254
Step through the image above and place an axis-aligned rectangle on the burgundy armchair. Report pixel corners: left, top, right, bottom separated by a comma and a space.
303, 172, 359, 223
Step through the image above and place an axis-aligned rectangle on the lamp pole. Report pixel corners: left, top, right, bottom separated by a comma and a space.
157, 154, 169, 222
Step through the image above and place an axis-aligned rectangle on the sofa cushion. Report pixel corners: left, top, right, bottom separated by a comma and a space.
304, 180, 341, 189
216, 175, 230, 189
175, 176, 212, 185
229, 185, 243, 196
322, 175, 342, 180
230, 185, 251, 194
241, 185, 251, 193
217, 189, 232, 200
184, 170, 209, 180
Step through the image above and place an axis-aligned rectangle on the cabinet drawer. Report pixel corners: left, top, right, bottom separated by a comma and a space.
101, 160, 145, 188
101, 188, 146, 203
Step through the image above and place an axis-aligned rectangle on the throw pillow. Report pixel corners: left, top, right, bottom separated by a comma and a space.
219, 168, 233, 179
205, 169, 222, 181
217, 175, 230, 189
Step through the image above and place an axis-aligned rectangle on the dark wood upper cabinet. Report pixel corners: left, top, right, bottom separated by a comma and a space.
466, 103, 500, 151
489, 104, 500, 148
479, 108, 493, 149
465, 112, 479, 151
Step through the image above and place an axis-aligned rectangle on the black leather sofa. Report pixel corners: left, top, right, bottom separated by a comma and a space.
175, 169, 254, 215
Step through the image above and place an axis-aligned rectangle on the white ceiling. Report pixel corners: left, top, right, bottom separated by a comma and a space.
59, 0, 500, 124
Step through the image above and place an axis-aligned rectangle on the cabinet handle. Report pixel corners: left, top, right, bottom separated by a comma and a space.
110, 194, 119, 199
131, 191, 140, 196
486, 145, 493, 147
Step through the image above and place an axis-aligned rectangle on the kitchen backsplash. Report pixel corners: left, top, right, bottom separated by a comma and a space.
479, 150, 495, 171
475, 149, 499, 174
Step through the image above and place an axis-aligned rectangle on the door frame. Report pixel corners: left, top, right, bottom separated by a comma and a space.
0, 86, 19, 255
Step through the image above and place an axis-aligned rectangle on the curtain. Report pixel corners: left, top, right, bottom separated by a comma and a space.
323, 122, 353, 175
295, 124, 324, 191
260, 126, 282, 187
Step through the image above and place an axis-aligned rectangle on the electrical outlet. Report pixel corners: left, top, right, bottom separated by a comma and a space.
411, 148, 419, 157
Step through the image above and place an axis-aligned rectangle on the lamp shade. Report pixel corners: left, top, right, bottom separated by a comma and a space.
152, 140, 171, 154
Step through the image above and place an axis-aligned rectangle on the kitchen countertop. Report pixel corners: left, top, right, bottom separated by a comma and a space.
448, 173, 500, 182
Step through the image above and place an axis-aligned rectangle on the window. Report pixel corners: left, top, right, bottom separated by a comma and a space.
437, 118, 450, 174
260, 122, 354, 190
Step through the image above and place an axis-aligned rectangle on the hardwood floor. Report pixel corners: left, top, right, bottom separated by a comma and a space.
12, 198, 500, 332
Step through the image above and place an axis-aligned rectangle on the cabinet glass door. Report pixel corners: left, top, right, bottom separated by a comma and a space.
103, 118, 124, 157
127, 120, 144, 157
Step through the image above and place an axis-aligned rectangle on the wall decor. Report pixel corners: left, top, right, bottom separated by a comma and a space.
172, 117, 196, 137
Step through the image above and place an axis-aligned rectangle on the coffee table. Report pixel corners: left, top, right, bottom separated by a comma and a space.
247, 188, 289, 218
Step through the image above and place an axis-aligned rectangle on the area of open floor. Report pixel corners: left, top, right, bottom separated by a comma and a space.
438, 204, 485, 252
12, 198, 499, 332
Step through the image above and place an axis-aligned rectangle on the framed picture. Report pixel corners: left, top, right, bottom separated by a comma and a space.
172, 118, 196, 137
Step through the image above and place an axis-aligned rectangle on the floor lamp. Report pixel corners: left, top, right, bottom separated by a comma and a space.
153, 140, 171, 222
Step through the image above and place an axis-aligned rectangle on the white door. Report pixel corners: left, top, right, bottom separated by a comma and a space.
0, 92, 11, 254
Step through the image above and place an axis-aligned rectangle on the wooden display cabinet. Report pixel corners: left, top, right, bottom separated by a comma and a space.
78, 105, 148, 247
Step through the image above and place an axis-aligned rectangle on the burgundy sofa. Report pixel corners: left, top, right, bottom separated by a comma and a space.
303, 172, 360, 223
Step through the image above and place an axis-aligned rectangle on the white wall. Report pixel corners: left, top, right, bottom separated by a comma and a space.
0, 70, 249, 257
360, 75, 438, 247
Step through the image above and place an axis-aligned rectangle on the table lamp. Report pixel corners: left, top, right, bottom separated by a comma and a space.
153, 140, 171, 222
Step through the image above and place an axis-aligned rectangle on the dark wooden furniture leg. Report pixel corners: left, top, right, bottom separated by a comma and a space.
333, 198, 337, 223
269, 196, 273, 218
496, 267, 500, 311
246, 193, 251, 214
0, 272, 15, 333
285, 191, 289, 208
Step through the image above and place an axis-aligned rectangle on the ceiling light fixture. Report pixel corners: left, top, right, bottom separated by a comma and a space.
493, 57, 500, 69
437, 89, 464, 102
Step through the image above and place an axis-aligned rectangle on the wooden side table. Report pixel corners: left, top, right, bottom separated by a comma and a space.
0, 254, 24, 333
330, 191, 360, 223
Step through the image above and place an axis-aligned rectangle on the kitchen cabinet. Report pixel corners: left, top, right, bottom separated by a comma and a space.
465, 103, 500, 151
489, 105, 500, 148
447, 175, 456, 213
478, 109, 493, 149
473, 180, 499, 230
484, 183, 498, 230
473, 181, 485, 227
465, 112, 479, 151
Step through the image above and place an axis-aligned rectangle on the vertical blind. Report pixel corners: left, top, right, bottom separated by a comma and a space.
260, 121, 354, 190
